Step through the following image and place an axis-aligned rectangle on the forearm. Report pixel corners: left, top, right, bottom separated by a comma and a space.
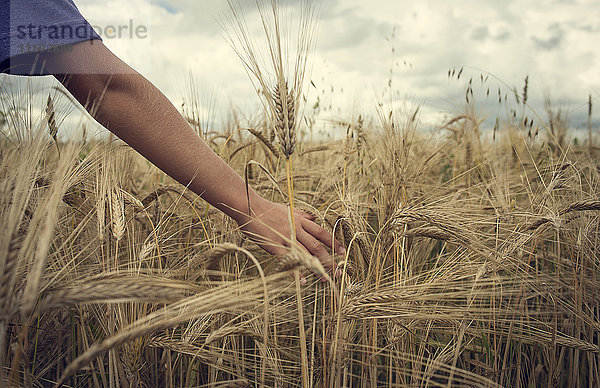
44, 41, 343, 268
60, 71, 258, 223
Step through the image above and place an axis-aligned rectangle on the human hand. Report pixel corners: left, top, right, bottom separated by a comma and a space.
237, 196, 345, 276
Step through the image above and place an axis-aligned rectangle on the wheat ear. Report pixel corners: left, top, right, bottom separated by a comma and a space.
246, 127, 281, 158
273, 82, 296, 158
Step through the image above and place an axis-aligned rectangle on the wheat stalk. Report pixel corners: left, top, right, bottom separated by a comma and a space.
45, 95, 57, 140
225, 6, 322, 384
0, 233, 21, 317
402, 226, 453, 241
55, 275, 284, 387
224, 0, 319, 160
204, 324, 263, 345
45, 95, 60, 157
299, 145, 329, 156
527, 198, 600, 230
588, 94, 593, 155
273, 82, 296, 158
245, 127, 280, 158
204, 243, 240, 272
38, 278, 196, 312
275, 247, 328, 279
110, 188, 125, 242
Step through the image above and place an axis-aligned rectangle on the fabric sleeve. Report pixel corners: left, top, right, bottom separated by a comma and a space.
0, 0, 102, 75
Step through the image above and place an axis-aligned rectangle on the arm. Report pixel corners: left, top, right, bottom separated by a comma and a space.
43, 41, 344, 269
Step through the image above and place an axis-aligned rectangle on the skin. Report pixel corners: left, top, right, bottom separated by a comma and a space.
38, 40, 344, 274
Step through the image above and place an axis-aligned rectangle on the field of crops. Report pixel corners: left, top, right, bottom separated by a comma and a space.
1, 77, 599, 387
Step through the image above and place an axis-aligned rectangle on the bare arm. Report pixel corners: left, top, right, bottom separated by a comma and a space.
42, 41, 344, 270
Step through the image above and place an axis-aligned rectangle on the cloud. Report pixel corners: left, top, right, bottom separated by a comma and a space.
532, 23, 564, 50
2, 0, 599, 137
470, 26, 489, 41
155, 1, 178, 14
71, 0, 599, 132
470, 24, 511, 42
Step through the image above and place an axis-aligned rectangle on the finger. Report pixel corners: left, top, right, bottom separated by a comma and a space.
268, 245, 289, 258
301, 219, 346, 256
289, 241, 329, 283
296, 209, 316, 221
297, 229, 335, 270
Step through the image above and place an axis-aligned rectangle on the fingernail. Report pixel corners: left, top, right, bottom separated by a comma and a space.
339, 247, 346, 254
300, 277, 307, 286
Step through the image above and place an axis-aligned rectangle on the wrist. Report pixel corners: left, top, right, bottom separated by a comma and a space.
229, 188, 266, 226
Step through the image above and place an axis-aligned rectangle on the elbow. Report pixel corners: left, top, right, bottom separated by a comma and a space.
48, 41, 152, 128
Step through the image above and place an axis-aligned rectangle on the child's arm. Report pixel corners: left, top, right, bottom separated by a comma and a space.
43, 40, 344, 269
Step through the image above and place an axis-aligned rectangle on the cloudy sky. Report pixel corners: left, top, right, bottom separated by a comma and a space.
4, 0, 600, 136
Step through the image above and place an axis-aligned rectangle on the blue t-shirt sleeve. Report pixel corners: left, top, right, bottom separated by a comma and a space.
0, 0, 102, 75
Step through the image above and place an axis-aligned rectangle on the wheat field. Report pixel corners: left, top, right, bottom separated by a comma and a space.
1, 3, 600, 388
1, 77, 599, 387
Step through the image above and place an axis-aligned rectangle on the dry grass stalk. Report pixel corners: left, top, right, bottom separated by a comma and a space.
229, 141, 257, 162
204, 243, 240, 271
402, 226, 453, 241
275, 247, 327, 278
55, 275, 284, 386
136, 239, 155, 262
204, 323, 263, 345
343, 281, 362, 298
20, 143, 79, 318
588, 94, 593, 155
299, 145, 329, 156
140, 184, 196, 208
146, 336, 213, 362
340, 291, 406, 320
245, 127, 280, 158
0, 234, 21, 317
45, 94, 58, 143
273, 82, 296, 158
527, 198, 600, 230
564, 198, 600, 213
120, 188, 144, 211
224, 0, 318, 159
39, 277, 196, 312
110, 188, 125, 242
390, 206, 474, 249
